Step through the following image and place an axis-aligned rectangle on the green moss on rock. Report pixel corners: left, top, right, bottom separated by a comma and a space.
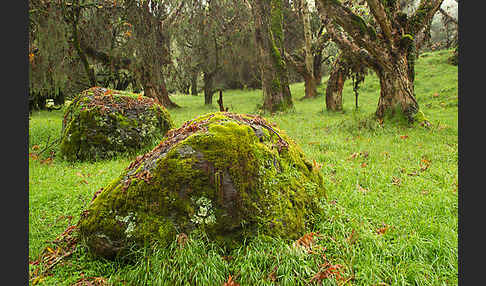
60, 87, 174, 161
78, 112, 326, 258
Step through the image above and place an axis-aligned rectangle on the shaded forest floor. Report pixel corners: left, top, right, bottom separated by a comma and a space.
29, 49, 457, 285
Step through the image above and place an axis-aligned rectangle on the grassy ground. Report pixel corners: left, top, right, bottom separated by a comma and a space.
29, 49, 458, 285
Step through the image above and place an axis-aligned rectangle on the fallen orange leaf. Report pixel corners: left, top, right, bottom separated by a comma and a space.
347, 229, 358, 245
40, 157, 53, 165
376, 224, 389, 235
348, 152, 359, 160
294, 232, 320, 252
223, 275, 240, 286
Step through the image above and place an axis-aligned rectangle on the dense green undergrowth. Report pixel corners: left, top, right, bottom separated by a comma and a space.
29, 49, 457, 285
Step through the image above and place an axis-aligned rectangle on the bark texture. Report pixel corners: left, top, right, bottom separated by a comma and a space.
203, 72, 215, 105
251, 0, 293, 113
325, 56, 347, 111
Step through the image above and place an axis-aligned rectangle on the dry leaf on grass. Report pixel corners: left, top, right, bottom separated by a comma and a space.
313, 159, 323, 171
347, 229, 358, 245
376, 223, 390, 235
30, 225, 79, 283
268, 266, 278, 282
223, 275, 240, 286
420, 158, 431, 171
310, 254, 350, 285
348, 152, 359, 160
294, 232, 320, 253
40, 157, 53, 165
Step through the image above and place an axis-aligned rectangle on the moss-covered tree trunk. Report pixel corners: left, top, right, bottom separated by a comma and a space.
325, 57, 347, 111
374, 55, 418, 119
300, 0, 318, 99
252, 0, 293, 113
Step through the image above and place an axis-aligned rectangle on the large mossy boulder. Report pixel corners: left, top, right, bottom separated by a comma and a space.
60, 87, 174, 161
78, 112, 325, 258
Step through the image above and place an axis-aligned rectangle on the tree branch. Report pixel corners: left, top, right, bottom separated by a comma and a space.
317, 0, 377, 56
365, 0, 394, 47
160, 0, 186, 28
439, 8, 458, 26
283, 51, 306, 76
409, 0, 444, 36
325, 23, 380, 70
80, 39, 133, 70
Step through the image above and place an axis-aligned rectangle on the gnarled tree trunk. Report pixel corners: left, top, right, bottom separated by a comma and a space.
374, 57, 418, 120
325, 56, 347, 111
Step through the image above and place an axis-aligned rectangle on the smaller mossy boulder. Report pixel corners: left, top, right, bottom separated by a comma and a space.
60, 87, 174, 161
78, 112, 325, 258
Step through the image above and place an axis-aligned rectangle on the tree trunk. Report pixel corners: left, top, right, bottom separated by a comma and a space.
325, 58, 347, 111
374, 57, 418, 121
302, 73, 319, 99
191, 70, 198, 96
299, 0, 317, 100
71, 0, 97, 87
140, 70, 179, 109
313, 52, 324, 85
203, 72, 214, 105
159, 79, 180, 108
252, 0, 293, 113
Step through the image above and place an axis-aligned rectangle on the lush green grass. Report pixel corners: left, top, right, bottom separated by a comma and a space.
29, 49, 457, 285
